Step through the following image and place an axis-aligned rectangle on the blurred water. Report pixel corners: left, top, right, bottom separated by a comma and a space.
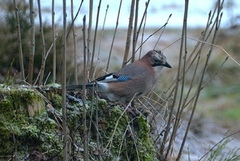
40, 0, 240, 28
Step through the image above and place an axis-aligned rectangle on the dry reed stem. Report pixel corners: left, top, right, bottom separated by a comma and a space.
87, 0, 93, 81
135, 14, 172, 54
93, 4, 109, 78
13, 0, 25, 80
176, 1, 223, 160
62, 0, 67, 160
67, 0, 84, 38
188, 37, 240, 67
170, 0, 189, 159
34, 35, 58, 85
93, 5, 110, 160
70, 0, 78, 84
52, 0, 56, 83
106, 0, 123, 72
37, 0, 47, 85
137, 0, 150, 58
28, 0, 35, 84
122, 0, 135, 67
154, 1, 226, 160
90, 0, 102, 79
82, 15, 89, 161
131, 0, 139, 63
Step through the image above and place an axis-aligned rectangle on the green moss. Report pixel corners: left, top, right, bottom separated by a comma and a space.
40, 84, 62, 109
0, 110, 61, 159
0, 84, 158, 160
0, 99, 13, 116
0, 85, 45, 117
66, 98, 157, 160
48, 94, 62, 109
0, 84, 61, 159
136, 116, 157, 161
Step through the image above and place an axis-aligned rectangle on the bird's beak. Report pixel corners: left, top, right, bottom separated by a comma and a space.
164, 62, 172, 68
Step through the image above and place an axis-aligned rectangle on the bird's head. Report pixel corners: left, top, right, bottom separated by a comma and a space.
143, 50, 172, 68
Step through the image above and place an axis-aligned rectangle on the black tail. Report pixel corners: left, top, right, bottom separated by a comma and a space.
66, 84, 95, 91
66, 85, 83, 91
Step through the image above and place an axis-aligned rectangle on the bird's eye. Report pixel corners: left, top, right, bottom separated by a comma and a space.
152, 55, 161, 63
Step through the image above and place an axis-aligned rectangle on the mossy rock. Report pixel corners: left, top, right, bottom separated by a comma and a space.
0, 84, 45, 117
0, 84, 158, 160
0, 84, 61, 160
67, 97, 158, 161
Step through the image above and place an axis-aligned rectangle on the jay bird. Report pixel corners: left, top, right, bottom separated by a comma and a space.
67, 50, 171, 104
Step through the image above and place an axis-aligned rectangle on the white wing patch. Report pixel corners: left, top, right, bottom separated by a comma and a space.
97, 82, 109, 92
105, 75, 114, 80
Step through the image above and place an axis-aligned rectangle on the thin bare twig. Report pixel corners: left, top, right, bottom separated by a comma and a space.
52, 0, 56, 83
183, 56, 228, 110
162, 11, 212, 96
67, 0, 84, 38
131, 0, 139, 63
62, 0, 67, 160
13, 0, 25, 80
175, 0, 190, 159
179, 11, 218, 113
199, 130, 240, 160
106, 0, 123, 71
87, 0, 93, 80
37, 0, 47, 85
28, 0, 35, 84
82, 15, 89, 161
135, 14, 172, 54
90, 0, 102, 79
139, 2, 148, 59
137, 0, 150, 58
34, 35, 58, 86
122, 0, 135, 67
161, 14, 183, 158
70, 0, 78, 84
93, 4, 109, 78
177, 1, 223, 160
188, 37, 240, 67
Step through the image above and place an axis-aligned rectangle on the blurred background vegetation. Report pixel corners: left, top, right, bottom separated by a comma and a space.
0, 0, 63, 84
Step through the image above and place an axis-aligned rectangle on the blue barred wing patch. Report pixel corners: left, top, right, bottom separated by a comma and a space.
117, 75, 131, 82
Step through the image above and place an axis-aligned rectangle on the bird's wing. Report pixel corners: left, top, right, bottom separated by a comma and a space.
114, 62, 148, 78
96, 73, 132, 83
96, 61, 148, 83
